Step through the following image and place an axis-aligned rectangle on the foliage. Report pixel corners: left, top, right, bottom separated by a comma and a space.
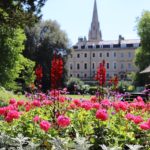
0, 27, 24, 89
0, 86, 27, 103
24, 20, 69, 91
0, 0, 47, 28
66, 77, 84, 93
135, 11, 150, 85
0, 26, 35, 91
0, 91, 150, 149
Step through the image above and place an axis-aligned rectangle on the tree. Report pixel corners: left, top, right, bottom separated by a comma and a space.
135, 11, 150, 85
24, 20, 69, 91
0, 26, 35, 90
0, 0, 47, 28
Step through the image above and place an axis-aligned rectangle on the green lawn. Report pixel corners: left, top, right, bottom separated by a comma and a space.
0, 87, 27, 103
65, 94, 91, 100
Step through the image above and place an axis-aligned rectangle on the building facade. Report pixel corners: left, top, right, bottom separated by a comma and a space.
67, 0, 140, 82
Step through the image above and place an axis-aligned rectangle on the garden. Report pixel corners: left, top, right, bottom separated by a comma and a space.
0, 1, 150, 149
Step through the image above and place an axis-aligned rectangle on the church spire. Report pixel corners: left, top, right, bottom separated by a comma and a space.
88, 0, 102, 41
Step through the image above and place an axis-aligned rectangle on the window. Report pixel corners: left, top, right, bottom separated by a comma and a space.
121, 64, 124, 69
128, 63, 131, 69
73, 46, 78, 49
77, 74, 80, 78
96, 45, 100, 48
84, 63, 87, 69
93, 53, 95, 57
84, 53, 87, 57
128, 52, 131, 58
70, 74, 72, 77
113, 44, 120, 48
77, 63, 80, 70
88, 45, 93, 49
70, 64, 73, 70
107, 63, 109, 69
107, 52, 109, 57
99, 53, 102, 57
107, 74, 109, 78
84, 74, 87, 78
126, 44, 133, 48
103, 45, 110, 48
114, 52, 116, 57
92, 63, 95, 69
77, 53, 80, 58
81, 45, 85, 49
121, 53, 124, 57
114, 63, 117, 69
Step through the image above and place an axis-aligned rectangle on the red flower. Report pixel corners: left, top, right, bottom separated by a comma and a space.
33, 116, 40, 123
95, 60, 106, 86
57, 115, 71, 128
35, 64, 43, 81
5, 110, 20, 122
40, 120, 51, 132
96, 109, 108, 121
140, 122, 150, 130
50, 53, 63, 89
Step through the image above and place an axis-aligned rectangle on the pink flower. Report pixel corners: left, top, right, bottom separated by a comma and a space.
90, 96, 97, 103
57, 115, 71, 128
40, 120, 51, 132
137, 96, 143, 102
59, 96, 65, 103
69, 103, 76, 109
93, 103, 100, 109
32, 100, 41, 107
133, 116, 143, 124
118, 101, 128, 111
25, 104, 31, 112
5, 110, 20, 122
0, 107, 7, 116
9, 98, 16, 105
33, 116, 40, 123
101, 99, 111, 107
73, 99, 81, 107
126, 113, 135, 121
140, 122, 150, 130
43, 100, 53, 106
96, 109, 108, 121
17, 100, 24, 106
81, 101, 92, 110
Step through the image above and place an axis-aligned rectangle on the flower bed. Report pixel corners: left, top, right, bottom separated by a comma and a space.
0, 91, 150, 149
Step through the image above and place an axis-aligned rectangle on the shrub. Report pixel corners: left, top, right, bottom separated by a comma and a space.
66, 77, 84, 94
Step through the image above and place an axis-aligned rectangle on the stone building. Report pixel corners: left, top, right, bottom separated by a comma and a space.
67, 0, 140, 82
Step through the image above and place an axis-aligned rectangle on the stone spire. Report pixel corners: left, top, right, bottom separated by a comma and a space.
88, 0, 102, 41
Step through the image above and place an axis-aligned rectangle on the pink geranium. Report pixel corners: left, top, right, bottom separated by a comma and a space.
81, 101, 93, 110
5, 110, 20, 122
92, 102, 100, 109
9, 98, 16, 105
57, 115, 71, 128
96, 109, 108, 121
125, 113, 135, 121
32, 100, 41, 107
33, 116, 40, 123
133, 116, 143, 124
73, 99, 81, 107
40, 120, 51, 132
140, 122, 150, 130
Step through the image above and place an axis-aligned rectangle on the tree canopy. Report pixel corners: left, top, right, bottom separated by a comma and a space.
0, 0, 47, 28
135, 11, 150, 85
24, 20, 69, 91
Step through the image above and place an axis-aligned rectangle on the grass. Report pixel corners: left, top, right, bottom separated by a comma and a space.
0, 87, 27, 103
65, 94, 91, 100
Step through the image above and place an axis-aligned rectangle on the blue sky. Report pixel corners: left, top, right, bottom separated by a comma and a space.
41, 0, 150, 45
